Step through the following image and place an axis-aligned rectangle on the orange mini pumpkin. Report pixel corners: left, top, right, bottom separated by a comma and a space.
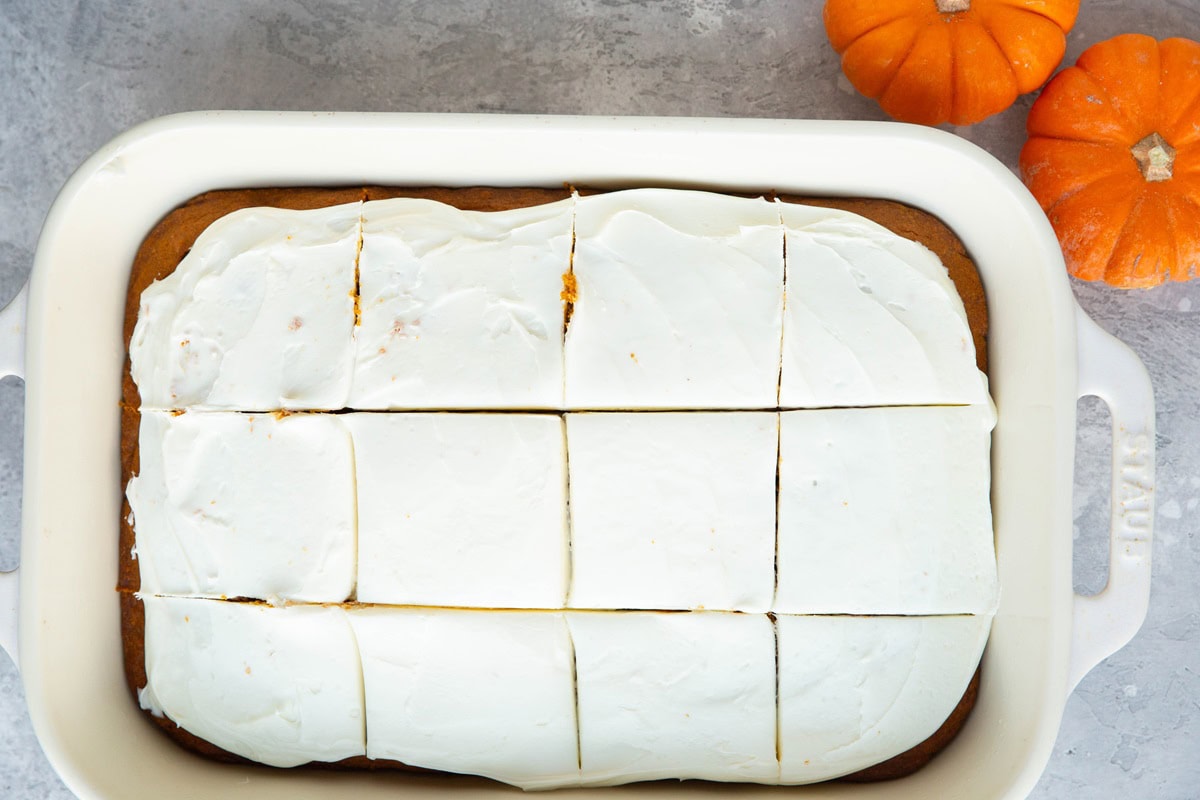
1020, 34, 1200, 288
824, 0, 1080, 126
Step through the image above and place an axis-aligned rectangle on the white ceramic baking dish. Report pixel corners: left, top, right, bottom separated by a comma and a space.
0, 113, 1154, 799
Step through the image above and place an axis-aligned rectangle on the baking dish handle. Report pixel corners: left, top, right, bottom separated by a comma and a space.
1068, 307, 1155, 693
0, 281, 27, 669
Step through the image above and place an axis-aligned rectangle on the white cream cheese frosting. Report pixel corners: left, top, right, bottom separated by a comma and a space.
774, 405, 998, 615
568, 611, 778, 786
126, 190, 998, 789
345, 412, 569, 608
778, 201, 988, 408
349, 197, 573, 409
129, 193, 988, 413
127, 411, 356, 604
566, 412, 777, 612
565, 189, 784, 409
139, 596, 365, 767
130, 203, 360, 410
776, 613, 993, 784
349, 608, 579, 790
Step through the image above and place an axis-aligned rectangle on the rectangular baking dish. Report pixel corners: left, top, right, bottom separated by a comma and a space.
0, 113, 1155, 799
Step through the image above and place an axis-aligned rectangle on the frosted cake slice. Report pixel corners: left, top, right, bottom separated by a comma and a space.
350, 197, 573, 409
569, 611, 778, 786
346, 413, 569, 609
778, 201, 988, 408
565, 189, 784, 409
349, 608, 579, 790
777, 614, 992, 784
130, 203, 360, 410
566, 411, 777, 612
774, 405, 997, 615
139, 597, 365, 767
128, 411, 356, 604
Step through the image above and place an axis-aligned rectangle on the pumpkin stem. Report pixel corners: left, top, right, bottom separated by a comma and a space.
1131, 132, 1176, 182
936, 0, 970, 12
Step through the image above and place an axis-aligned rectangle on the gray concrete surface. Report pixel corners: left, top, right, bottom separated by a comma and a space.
0, 1, 1197, 797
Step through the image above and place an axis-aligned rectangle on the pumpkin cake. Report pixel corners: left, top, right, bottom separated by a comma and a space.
119, 186, 995, 789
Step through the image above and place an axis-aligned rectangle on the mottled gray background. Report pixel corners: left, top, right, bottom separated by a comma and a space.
1, 1, 1197, 797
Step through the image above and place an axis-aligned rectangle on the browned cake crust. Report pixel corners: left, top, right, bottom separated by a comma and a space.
119, 185, 988, 784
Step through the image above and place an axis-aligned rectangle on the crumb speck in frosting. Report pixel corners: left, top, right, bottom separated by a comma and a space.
560, 271, 577, 304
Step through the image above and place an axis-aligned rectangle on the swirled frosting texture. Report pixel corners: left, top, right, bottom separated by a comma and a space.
779, 202, 988, 408
130, 203, 360, 410
350, 198, 573, 409
139, 597, 365, 767
128, 411, 355, 603
129, 191, 989, 412
565, 189, 784, 409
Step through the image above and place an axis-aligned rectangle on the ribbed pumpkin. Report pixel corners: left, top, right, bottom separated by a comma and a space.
824, 0, 1080, 126
1020, 34, 1200, 287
